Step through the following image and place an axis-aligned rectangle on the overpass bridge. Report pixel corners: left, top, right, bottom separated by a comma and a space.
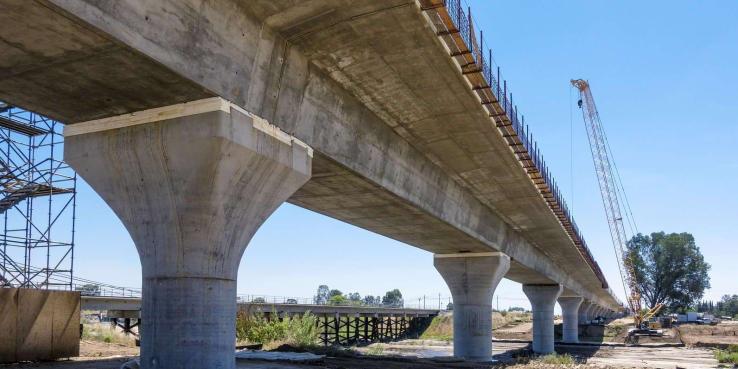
1, 0, 621, 366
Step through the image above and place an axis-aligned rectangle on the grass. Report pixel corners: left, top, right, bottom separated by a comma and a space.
419, 311, 533, 341
81, 322, 136, 346
715, 344, 738, 364
535, 353, 577, 365
419, 314, 453, 341
365, 344, 385, 355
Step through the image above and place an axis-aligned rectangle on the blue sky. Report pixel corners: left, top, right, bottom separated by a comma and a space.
73, 1, 737, 310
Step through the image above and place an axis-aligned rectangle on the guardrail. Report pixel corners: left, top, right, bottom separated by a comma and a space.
421, 0, 611, 293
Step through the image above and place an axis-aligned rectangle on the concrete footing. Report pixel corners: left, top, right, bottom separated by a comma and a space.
558, 296, 583, 343
433, 252, 510, 360
523, 284, 562, 354
65, 98, 312, 369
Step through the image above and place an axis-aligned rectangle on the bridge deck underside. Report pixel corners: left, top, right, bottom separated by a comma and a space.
0, 1, 619, 308
293, 153, 555, 284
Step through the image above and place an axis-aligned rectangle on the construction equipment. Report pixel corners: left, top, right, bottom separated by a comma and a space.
571, 79, 662, 342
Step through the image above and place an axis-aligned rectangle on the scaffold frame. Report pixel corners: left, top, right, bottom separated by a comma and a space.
0, 102, 77, 290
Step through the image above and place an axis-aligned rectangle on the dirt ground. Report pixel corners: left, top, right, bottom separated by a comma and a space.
1, 339, 722, 369
4, 320, 737, 369
677, 321, 738, 347
78, 340, 139, 358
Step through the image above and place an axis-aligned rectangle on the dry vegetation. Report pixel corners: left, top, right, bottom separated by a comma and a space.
420, 311, 532, 341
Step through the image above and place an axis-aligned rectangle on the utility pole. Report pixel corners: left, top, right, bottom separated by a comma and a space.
438, 293, 441, 310
423, 295, 426, 309
497, 295, 499, 312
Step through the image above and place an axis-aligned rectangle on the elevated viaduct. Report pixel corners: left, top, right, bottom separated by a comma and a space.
1, 0, 622, 367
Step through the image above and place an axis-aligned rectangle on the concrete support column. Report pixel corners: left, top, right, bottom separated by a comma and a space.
523, 284, 563, 354
578, 301, 593, 325
434, 252, 510, 360
557, 296, 583, 343
585, 304, 597, 322
65, 98, 312, 369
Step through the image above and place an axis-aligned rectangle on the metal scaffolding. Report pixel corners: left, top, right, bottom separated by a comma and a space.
0, 101, 77, 290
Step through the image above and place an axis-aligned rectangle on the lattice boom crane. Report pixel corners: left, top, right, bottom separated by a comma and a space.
570, 79, 643, 321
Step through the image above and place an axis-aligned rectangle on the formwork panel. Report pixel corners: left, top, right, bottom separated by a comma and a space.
52, 291, 81, 358
16, 289, 55, 361
0, 288, 80, 363
0, 289, 19, 362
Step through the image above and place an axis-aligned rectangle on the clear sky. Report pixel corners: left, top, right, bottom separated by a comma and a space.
72, 0, 737, 310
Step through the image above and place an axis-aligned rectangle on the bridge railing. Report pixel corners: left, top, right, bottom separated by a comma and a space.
423, 0, 609, 289
237, 294, 447, 310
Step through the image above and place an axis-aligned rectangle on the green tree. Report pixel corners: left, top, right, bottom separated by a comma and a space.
382, 289, 403, 307
347, 292, 361, 305
314, 285, 330, 304
362, 295, 376, 305
75, 284, 100, 296
329, 289, 343, 298
328, 294, 347, 305
626, 232, 710, 311
718, 295, 738, 317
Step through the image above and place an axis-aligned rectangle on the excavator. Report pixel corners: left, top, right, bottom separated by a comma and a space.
571, 79, 665, 344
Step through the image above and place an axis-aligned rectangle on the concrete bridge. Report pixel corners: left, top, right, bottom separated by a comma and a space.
1, 0, 622, 367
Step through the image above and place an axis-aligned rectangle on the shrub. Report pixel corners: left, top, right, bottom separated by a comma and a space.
236, 311, 286, 344
236, 311, 318, 348
715, 349, 738, 364
81, 322, 135, 346
285, 312, 318, 347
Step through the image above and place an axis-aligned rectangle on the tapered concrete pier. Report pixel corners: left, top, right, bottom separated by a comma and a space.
65, 98, 312, 369
558, 296, 583, 343
523, 284, 563, 354
434, 253, 510, 360
578, 301, 593, 325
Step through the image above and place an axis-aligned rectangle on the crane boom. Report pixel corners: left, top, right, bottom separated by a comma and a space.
571, 79, 642, 320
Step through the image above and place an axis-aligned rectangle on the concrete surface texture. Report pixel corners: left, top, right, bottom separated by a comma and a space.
433, 253, 510, 360
522, 284, 563, 354
0, 288, 80, 363
584, 303, 597, 322
64, 100, 312, 369
578, 301, 593, 325
0, 0, 632, 367
0, 0, 621, 311
558, 296, 583, 343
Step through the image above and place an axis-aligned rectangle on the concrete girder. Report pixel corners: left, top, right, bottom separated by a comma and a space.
65, 99, 312, 369
434, 252, 510, 360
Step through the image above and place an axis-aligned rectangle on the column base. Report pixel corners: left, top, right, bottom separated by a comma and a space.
141, 277, 236, 369
523, 284, 562, 354
434, 252, 510, 360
